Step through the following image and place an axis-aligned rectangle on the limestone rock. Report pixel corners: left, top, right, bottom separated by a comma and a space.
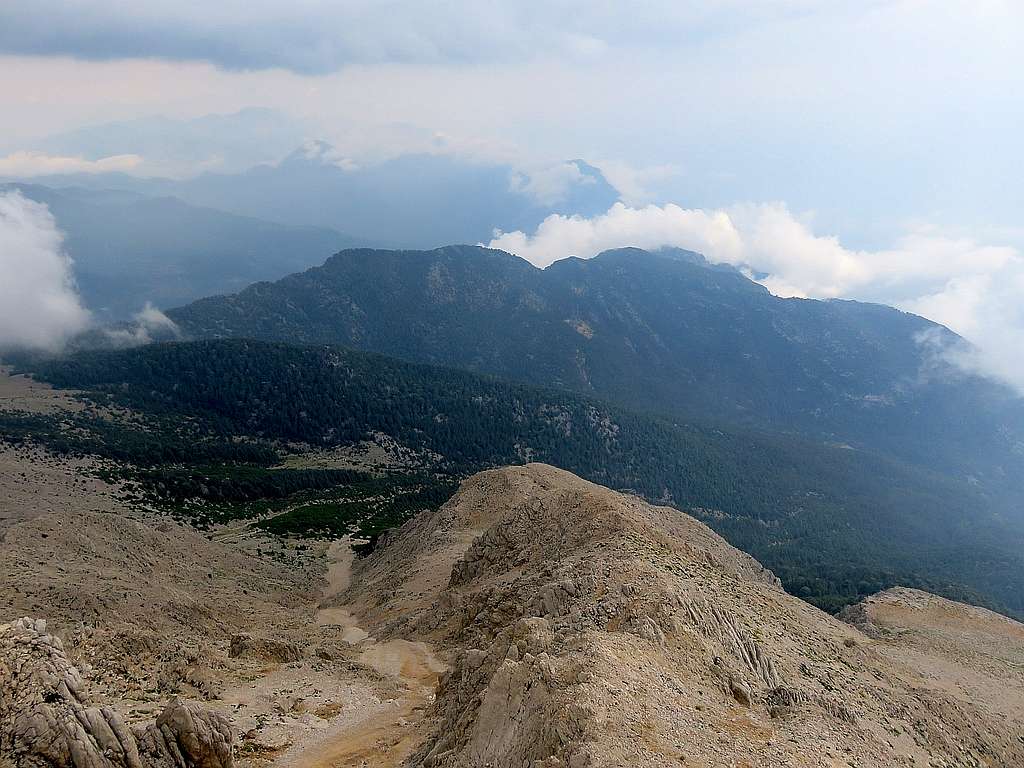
341, 464, 1024, 768
228, 634, 302, 664
133, 699, 233, 768
0, 617, 234, 768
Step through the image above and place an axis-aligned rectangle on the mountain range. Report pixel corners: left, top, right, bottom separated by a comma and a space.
12, 241, 1024, 616
4, 145, 622, 319
167, 244, 1024, 512
4, 232, 1024, 766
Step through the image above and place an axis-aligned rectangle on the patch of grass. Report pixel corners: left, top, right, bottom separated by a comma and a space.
255, 477, 457, 541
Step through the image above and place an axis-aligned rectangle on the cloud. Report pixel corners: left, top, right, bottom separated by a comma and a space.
104, 303, 181, 347
0, 191, 90, 350
509, 162, 593, 207
0, 151, 143, 177
905, 270, 1024, 394
296, 139, 358, 171
0, 1, 831, 73
489, 202, 743, 268
0, 1, 857, 74
489, 201, 1024, 393
2, 2, 1020, 245
135, 303, 180, 335
29, 108, 304, 177
593, 161, 681, 206
0, 1, 571, 73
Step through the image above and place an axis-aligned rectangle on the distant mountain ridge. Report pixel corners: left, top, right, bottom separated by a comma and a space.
167, 244, 1024, 508
4, 145, 622, 248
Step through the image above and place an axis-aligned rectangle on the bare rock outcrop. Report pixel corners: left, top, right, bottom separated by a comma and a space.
227, 634, 302, 664
134, 700, 233, 768
0, 617, 233, 768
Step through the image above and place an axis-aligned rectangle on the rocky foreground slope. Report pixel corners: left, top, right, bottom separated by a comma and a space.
0, 439, 324, 768
2, 459, 1023, 767
0, 618, 232, 768
339, 464, 1024, 767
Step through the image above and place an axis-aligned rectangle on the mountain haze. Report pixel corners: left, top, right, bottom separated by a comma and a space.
4, 183, 363, 319
22, 108, 306, 176
171, 149, 621, 248
6, 147, 621, 249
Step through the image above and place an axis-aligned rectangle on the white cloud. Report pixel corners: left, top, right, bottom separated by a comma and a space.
905, 270, 1024, 394
0, 191, 90, 350
136, 303, 180, 334
490, 202, 743, 268
593, 161, 681, 205
298, 139, 358, 171
489, 201, 1024, 393
509, 162, 591, 207
1, 0, 1020, 241
0, 151, 143, 177
104, 303, 181, 347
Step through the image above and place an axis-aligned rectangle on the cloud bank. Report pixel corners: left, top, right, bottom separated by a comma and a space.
30, 108, 304, 178
0, 1, 852, 74
489, 202, 1024, 393
0, 191, 90, 350
510, 162, 596, 207
0, 151, 143, 177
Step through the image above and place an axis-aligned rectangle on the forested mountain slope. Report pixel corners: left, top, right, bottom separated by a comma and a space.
167, 245, 1024, 509
14, 339, 1024, 618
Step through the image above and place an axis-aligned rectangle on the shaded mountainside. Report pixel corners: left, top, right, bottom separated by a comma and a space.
166, 245, 1024, 507
13, 339, 1024, 617
342, 464, 1024, 767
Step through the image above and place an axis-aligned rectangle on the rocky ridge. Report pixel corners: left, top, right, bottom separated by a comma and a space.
2, 452, 1023, 767
340, 464, 1024, 767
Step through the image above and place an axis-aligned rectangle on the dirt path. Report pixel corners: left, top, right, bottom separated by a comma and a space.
274, 539, 445, 768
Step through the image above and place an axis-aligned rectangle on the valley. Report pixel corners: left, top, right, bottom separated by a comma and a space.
0, 374, 439, 766
6, 336, 1023, 618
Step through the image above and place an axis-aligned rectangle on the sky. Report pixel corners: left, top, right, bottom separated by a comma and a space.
1, 0, 1024, 388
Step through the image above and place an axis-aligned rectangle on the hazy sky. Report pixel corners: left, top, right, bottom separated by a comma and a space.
2, 1, 1021, 240
2, 1, 1024, 387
